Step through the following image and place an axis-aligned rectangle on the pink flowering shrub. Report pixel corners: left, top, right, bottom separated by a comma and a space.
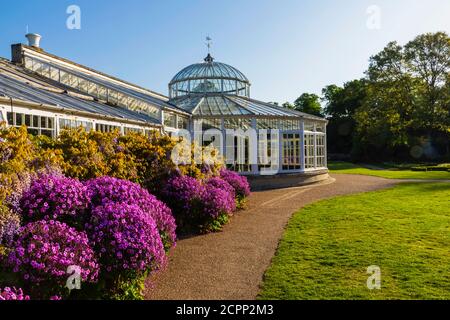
162, 175, 203, 231
85, 176, 176, 250
163, 175, 204, 215
85, 202, 165, 274
0, 287, 30, 300
205, 177, 236, 213
7, 220, 99, 299
163, 175, 236, 233
19, 174, 90, 226
219, 169, 251, 200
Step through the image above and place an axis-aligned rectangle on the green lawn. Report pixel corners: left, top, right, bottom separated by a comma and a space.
329, 161, 450, 180
259, 182, 450, 300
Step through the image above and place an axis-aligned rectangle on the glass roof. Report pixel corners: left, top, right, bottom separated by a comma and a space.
169, 54, 250, 98
170, 54, 249, 84
0, 61, 160, 126
169, 94, 326, 121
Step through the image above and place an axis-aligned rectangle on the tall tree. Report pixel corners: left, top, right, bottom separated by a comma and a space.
293, 93, 323, 117
282, 102, 294, 109
353, 32, 450, 160
404, 32, 450, 132
322, 80, 367, 118
322, 80, 367, 155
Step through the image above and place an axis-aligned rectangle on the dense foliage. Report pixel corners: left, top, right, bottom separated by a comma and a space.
0, 205, 20, 246
7, 220, 99, 299
85, 176, 176, 250
282, 32, 450, 162
35, 128, 222, 192
19, 174, 89, 225
219, 169, 251, 203
162, 173, 243, 233
0, 125, 250, 300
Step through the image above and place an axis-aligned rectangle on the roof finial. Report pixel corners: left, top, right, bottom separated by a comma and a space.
206, 36, 212, 54
204, 36, 214, 63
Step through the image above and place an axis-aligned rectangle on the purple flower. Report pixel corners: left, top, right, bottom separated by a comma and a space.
0, 287, 30, 300
203, 177, 236, 215
200, 186, 233, 218
19, 174, 90, 225
7, 220, 99, 298
162, 175, 204, 215
85, 177, 176, 250
219, 169, 251, 199
85, 202, 166, 273
162, 175, 237, 231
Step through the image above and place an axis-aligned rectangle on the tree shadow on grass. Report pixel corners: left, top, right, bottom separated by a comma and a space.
402, 182, 450, 193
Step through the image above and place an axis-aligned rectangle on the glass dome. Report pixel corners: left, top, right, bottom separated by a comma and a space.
169, 54, 251, 98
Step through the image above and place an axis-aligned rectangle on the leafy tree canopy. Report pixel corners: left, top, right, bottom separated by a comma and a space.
293, 93, 323, 117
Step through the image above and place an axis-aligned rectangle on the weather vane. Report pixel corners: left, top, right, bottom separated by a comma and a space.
206, 36, 212, 54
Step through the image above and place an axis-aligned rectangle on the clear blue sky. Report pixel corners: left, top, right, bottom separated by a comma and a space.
0, 0, 449, 103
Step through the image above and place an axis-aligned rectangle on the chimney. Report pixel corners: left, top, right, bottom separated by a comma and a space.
25, 33, 42, 48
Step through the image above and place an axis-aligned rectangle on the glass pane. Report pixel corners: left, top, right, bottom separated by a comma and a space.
41, 130, 54, 138
25, 114, 31, 126
16, 113, 23, 126
7, 112, 13, 125
27, 128, 39, 136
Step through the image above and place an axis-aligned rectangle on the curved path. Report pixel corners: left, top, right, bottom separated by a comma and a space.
145, 174, 401, 300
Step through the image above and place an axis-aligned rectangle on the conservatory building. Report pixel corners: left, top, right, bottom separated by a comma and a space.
169, 53, 328, 177
0, 34, 328, 183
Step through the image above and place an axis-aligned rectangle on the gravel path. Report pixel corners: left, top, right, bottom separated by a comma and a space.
145, 174, 401, 300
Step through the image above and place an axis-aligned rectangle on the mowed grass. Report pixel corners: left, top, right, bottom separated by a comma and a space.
329, 161, 450, 180
259, 182, 450, 300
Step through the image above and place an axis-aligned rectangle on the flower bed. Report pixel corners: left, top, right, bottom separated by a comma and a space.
0, 127, 251, 300
1, 174, 174, 300
7, 220, 99, 299
19, 174, 89, 225
162, 173, 249, 233
220, 169, 251, 208
85, 176, 176, 250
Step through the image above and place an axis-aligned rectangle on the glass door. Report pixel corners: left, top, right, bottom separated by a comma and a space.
282, 133, 301, 171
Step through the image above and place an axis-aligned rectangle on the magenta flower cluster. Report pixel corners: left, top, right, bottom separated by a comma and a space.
85, 202, 166, 272
0, 287, 30, 300
163, 175, 239, 230
1, 167, 249, 299
85, 176, 176, 248
1, 174, 177, 299
7, 220, 99, 286
163, 175, 204, 215
204, 177, 236, 215
19, 174, 90, 223
220, 169, 251, 198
